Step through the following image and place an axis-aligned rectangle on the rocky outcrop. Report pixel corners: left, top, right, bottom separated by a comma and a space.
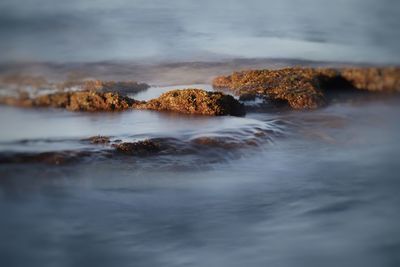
1, 87, 244, 116
134, 89, 245, 116
340, 68, 400, 92
213, 67, 400, 109
65, 91, 136, 111
0, 91, 137, 111
71, 80, 149, 95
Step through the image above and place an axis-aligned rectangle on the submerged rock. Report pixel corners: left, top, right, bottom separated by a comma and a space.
0, 151, 94, 165
83, 136, 111, 144
113, 140, 162, 155
135, 89, 245, 116
213, 67, 400, 109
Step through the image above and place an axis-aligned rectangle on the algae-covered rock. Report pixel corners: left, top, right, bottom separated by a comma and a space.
135, 89, 245, 116
1, 87, 244, 116
0, 151, 93, 165
113, 140, 162, 155
66, 91, 135, 111
79, 80, 149, 95
340, 68, 400, 92
1, 91, 136, 111
213, 68, 328, 109
83, 136, 111, 144
213, 67, 400, 109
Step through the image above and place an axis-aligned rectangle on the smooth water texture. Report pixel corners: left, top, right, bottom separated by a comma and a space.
1, 95, 400, 266
0, 0, 399, 63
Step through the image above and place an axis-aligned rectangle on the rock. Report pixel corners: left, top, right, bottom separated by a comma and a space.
113, 140, 162, 155
79, 80, 150, 95
340, 68, 400, 92
0, 93, 35, 108
1, 87, 244, 116
1, 91, 137, 111
213, 68, 327, 109
0, 73, 150, 97
0, 74, 49, 89
66, 91, 135, 111
83, 136, 111, 144
135, 89, 245, 116
0, 151, 92, 165
34, 92, 70, 108
212, 67, 400, 109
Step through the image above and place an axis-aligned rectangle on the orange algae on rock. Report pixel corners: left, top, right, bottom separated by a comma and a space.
66, 91, 135, 111
135, 89, 245, 116
1, 91, 136, 111
79, 80, 149, 95
213, 67, 400, 109
1, 88, 244, 116
340, 68, 400, 92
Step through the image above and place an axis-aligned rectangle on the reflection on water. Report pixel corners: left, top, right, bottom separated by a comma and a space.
1, 98, 400, 266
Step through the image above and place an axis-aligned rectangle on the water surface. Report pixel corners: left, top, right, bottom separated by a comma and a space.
0, 0, 399, 63
1, 92, 400, 267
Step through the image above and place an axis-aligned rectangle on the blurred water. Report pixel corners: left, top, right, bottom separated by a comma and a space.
1, 96, 400, 266
0, 0, 399, 63
1, 1, 400, 265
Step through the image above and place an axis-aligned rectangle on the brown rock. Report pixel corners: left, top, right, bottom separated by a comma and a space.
212, 67, 400, 109
0, 94, 35, 108
213, 68, 328, 109
84, 136, 111, 144
34, 92, 70, 108
1, 91, 136, 111
0, 151, 92, 165
135, 89, 245, 116
340, 67, 400, 92
66, 91, 134, 111
113, 140, 162, 155
0, 74, 49, 89
80, 80, 149, 95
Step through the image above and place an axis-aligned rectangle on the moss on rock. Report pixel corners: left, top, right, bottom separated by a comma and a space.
1, 91, 136, 111
135, 89, 245, 116
213, 67, 400, 109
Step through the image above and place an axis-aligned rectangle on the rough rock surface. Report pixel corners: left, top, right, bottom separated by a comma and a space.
0, 91, 137, 111
1, 88, 244, 116
77, 80, 149, 95
340, 68, 400, 92
113, 140, 162, 155
213, 67, 400, 109
135, 89, 245, 116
